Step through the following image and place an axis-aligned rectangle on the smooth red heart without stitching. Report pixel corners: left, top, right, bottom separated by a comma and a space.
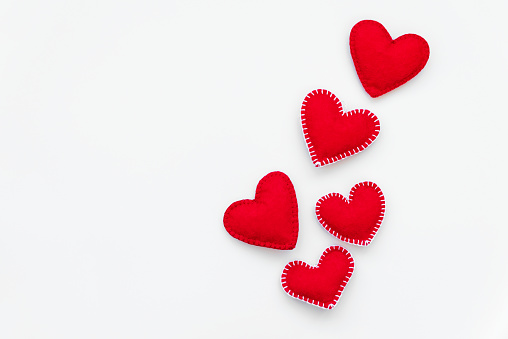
281, 246, 354, 309
223, 171, 298, 250
316, 181, 385, 246
350, 20, 430, 98
301, 89, 380, 167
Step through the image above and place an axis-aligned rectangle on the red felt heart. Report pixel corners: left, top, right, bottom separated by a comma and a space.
223, 171, 298, 250
316, 181, 385, 246
350, 20, 430, 98
301, 89, 380, 167
281, 246, 354, 309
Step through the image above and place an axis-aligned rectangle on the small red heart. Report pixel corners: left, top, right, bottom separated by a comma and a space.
281, 246, 354, 309
316, 181, 385, 246
223, 171, 298, 250
350, 20, 430, 98
301, 89, 380, 167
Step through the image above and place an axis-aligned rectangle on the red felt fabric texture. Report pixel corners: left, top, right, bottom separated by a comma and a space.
301, 89, 380, 167
316, 182, 385, 246
281, 246, 354, 309
350, 20, 430, 98
223, 171, 298, 250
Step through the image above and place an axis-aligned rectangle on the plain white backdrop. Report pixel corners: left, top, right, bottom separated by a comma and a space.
1, 0, 507, 338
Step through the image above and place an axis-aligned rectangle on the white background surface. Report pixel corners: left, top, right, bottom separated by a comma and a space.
1, 0, 507, 338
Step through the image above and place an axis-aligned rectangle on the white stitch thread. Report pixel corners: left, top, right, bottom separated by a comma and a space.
315, 182, 386, 246
300, 89, 380, 167
280, 246, 355, 310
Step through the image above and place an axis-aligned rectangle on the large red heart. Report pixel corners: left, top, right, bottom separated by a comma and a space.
281, 246, 354, 309
316, 181, 385, 246
350, 20, 430, 98
223, 171, 298, 250
301, 89, 380, 167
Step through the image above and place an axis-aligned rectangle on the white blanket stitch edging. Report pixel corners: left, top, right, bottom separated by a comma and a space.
315, 181, 385, 246
280, 246, 354, 310
301, 89, 380, 167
